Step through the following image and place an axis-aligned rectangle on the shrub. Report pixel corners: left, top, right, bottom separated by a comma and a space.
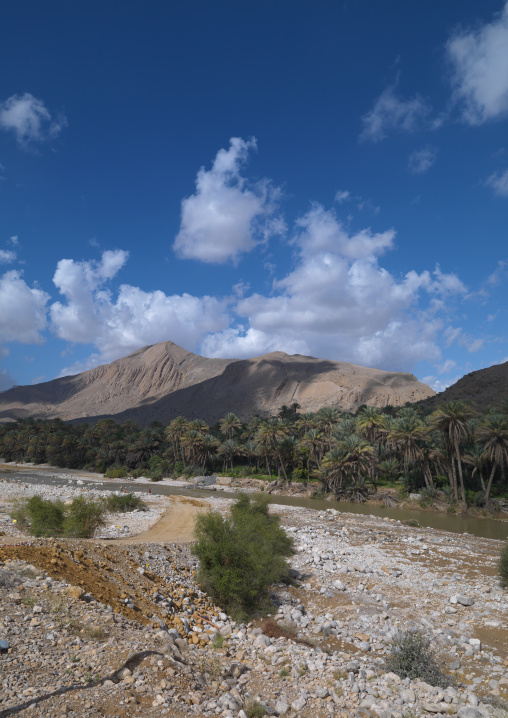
499, 540, 508, 589
9, 498, 31, 530
104, 465, 128, 479
386, 630, 452, 687
63, 496, 105, 538
25, 496, 65, 537
192, 493, 294, 619
104, 493, 146, 513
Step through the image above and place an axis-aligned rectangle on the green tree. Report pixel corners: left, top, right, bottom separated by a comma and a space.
476, 415, 508, 503
192, 494, 294, 618
431, 401, 477, 503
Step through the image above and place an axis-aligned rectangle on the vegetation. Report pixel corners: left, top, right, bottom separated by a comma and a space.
499, 540, 508, 589
9, 492, 145, 538
104, 493, 146, 513
386, 630, 452, 688
1, 398, 507, 507
192, 493, 294, 619
62, 496, 105, 538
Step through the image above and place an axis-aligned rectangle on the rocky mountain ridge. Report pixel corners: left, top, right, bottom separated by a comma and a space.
0, 340, 435, 425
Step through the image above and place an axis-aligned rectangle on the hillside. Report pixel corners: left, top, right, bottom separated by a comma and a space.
418, 361, 508, 412
0, 340, 435, 425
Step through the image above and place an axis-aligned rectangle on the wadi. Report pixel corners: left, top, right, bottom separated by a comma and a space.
1, 349, 507, 718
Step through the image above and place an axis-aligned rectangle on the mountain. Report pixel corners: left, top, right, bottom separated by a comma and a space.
0, 341, 435, 425
418, 361, 508, 412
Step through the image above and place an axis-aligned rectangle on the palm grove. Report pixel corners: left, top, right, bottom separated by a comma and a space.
1, 399, 507, 509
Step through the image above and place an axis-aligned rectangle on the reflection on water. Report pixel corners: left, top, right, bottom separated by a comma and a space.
2, 470, 508, 541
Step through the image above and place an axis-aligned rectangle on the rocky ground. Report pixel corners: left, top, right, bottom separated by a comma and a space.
1, 477, 508, 718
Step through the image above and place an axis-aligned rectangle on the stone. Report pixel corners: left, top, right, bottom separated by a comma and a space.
457, 708, 482, 718
469, 638, 481, 653
421, 702, 443, 713
333, 580, 345, 590
292, 694, 307, 711
275, 697, 289, 715
456, 595, 475, 607
0, 639, 9, 652
65, 586, 84, 600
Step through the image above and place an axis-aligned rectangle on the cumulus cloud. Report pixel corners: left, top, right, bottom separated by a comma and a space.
360, 84, 431, 142
486, 168, 508, 197
174, 137, 284, 264
0, 270, 49, 343
487, 259, 508, 285
201, 206, 466, 371
408, 147, 437, 174
50, 250, 229, 369
0, 249, 16, 263
447, 3, 508, 124
0, 93, 67, 147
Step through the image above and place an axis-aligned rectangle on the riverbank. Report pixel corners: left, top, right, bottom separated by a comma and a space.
1, 474, 508, 717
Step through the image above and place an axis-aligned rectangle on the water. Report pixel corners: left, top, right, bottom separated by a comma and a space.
2, 468, 507, 541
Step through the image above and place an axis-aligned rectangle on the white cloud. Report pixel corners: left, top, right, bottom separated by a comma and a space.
443, 325, 483, 353
50, 251, 230, 369
421, 374, 461, 393
8, 235, 19, 245
0, 270, 49, 343
487, 259, 508, 284
447, 3, 508, 124
0, 93, 67, 147
201, 206, 466, 371
174, 137, 284, 264
360, 84, 431, 142
438, 359, 457, 374
408, 147, 437, 174
0, 249, 16, 263
486, 169, 508, 197
335, 190, 351, 203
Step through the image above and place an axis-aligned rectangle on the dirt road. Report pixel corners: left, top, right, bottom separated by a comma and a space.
111, 496, 208, 544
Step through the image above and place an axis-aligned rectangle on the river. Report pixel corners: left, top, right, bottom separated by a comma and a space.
2, 466, 507, 541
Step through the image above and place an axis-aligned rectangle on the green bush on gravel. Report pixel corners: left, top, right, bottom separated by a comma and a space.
24, 496, 66, 537
192, 493, 294, 620
63, 496, 106, 538
104, 493, 146, 513
386, 630, 452, 687
10, 495, 105, 538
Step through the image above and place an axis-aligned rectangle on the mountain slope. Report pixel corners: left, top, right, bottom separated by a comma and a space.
418, 361, 508, 412
0, 341, 435, 425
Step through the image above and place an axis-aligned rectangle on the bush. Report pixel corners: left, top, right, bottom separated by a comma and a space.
385, 630, 452, 687
192, 493, 294, 619
104, 493, 146, 513
25, 496, 65, 537
63, 496, 105, 538
104, 465, 128, 479
499, 540, 508, 589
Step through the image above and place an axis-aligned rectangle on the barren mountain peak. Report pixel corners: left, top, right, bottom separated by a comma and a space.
0, 340, 435, 425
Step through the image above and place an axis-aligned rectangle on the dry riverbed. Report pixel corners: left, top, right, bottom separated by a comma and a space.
0, 475, 507, 718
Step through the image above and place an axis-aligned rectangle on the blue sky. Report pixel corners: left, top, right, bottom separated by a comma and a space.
1, 1, 508, 394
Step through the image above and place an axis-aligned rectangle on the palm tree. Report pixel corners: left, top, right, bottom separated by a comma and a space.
300, 429, 327, 473
188, 418, 210, 435
165, 417, 190, 462
387, 415, 428, 478
464, 447, 486, 495
476, 416, 508, 503
218, 438, 239, 473
356, 406, 386, 484
219, 412, 242, 440
321, 435, 375, 498
431, 401, 477, 503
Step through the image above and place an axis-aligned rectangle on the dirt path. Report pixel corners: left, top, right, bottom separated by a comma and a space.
0, 495, 210, 546
110, 496, 209, 544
